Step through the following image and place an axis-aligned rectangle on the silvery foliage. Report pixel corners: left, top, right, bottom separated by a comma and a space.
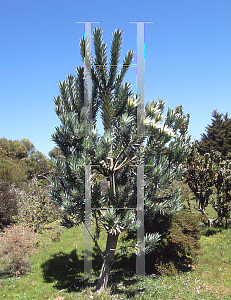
50, 27, 190, 255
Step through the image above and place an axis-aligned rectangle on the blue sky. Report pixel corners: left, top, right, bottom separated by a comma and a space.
1, 0, 231, 157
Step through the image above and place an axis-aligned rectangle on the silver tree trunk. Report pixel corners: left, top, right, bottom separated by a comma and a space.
95, 233, 119, 293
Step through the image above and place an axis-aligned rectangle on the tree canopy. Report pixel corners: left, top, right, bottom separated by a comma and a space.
0, 137, 52, 186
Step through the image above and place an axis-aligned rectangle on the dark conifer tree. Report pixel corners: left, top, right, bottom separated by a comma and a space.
198, 110, 231, 159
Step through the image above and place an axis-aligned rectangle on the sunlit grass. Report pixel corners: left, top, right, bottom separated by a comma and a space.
0, 217, 230, 299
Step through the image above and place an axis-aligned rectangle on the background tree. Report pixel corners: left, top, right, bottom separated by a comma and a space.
0, 138, 28, 186
185, 144, 231, 227
50, 27, 190, 292
48, 146, 63, 159
198, 110, 231, 160
0, 137, 28, 159
0, 137, 52, 185
185, 145, 215, 207
28, 150, 53, 180
212, 155, 231, 228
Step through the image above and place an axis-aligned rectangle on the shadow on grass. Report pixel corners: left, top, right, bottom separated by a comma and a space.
0, 270, 14, 279
201, 223, 226, 237
40, 247, 138, 293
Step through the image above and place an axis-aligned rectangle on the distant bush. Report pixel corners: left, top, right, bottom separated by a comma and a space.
15, 178, 61, 232
0, 224, 37, 275
0, 181, 18, 230
145, 208, 201, 275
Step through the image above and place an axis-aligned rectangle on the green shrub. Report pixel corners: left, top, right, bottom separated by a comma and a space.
145, 208, 201, 275
0, 224, 37, 275
15, 178, 61, 232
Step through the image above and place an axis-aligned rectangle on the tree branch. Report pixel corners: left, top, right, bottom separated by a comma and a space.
114, 155, 136, 171
197, 207, 219, 226
114, 140, 133, 168
97, 210, 110, 232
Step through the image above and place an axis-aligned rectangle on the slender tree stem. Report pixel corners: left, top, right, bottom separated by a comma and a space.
85, 220, 105, 260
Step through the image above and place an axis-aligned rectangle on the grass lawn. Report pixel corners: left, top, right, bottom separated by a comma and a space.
0, 217, 231, 299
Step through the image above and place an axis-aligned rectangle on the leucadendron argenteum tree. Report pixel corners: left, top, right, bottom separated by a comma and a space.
50, 27, 191, 293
